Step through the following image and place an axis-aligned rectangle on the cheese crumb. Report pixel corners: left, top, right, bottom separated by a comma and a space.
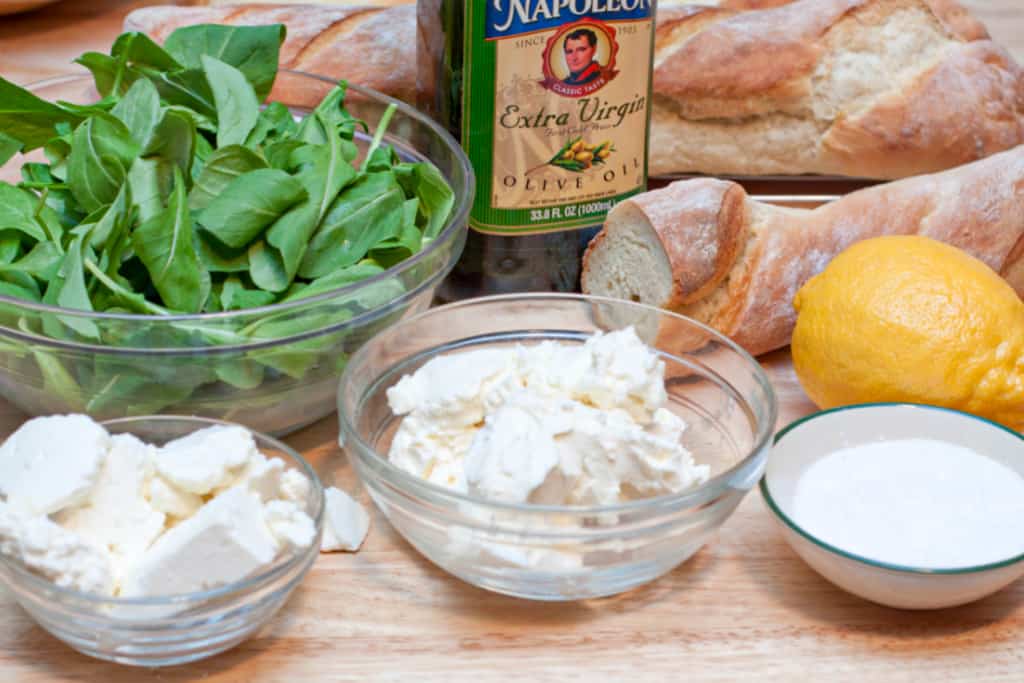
321, 487, 370, 553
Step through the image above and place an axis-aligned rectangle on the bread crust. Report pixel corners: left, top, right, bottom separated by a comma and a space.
651, 0, 1022, 178
584, 146, 1024, 356
124, 4, 416, 102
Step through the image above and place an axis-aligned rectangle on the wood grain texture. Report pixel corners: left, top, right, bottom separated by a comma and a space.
0, 1, 1023, 680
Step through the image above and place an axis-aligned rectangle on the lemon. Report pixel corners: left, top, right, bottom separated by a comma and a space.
791, 235, 1024, 430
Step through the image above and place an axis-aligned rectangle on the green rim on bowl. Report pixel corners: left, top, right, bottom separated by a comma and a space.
760, 402, 1024, 576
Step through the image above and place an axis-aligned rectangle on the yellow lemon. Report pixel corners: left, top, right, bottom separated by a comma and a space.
791, 235, 1024, 430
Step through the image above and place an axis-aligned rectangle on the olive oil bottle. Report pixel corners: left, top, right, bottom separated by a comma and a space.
418, 0, 657, 299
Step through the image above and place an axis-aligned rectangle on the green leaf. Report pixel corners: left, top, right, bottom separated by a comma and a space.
67, 114, 140, 213
20, 163, 82, 229
250, 125, 356, 291
143, 108, 196, 177
188, 144, 267, 211
75, 52, 120, 98
88, 183, 132, 269
163, 24, 285, 101
299, 172, 404, 279
0, 131, 22, 166
0, 76, 83, 151
83, 258, 170, 315
220, 276, 276, 310
110, 32, 181, 72
0, 241, 62, 281
246, 102, 297, 148
0, 235, 20, 264
111, 78, 161, 147
0, 182, 51, 243
196, 230, 250, 273
264, 140, 307, 171
138, 67, 217, 119
282, 261, 385, 303
201, 56, 260, 148
53, 233, 100, 340
296, 82, 362, 144
127, 156, 173, 224
397, 162, 456, 239
132, 168, 207, 313
0, 279, 41, 302
196, 168, 306, 249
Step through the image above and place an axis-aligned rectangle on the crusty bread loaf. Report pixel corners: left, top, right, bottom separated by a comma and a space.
659, 0, 989, 41
124, 4, 415, 103
127, 0, 1021, 180
651, 0, 1024, 179
581, 145, 1024, 356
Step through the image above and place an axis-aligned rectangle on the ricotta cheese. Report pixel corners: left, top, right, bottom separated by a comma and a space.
387, 327, 710, 506
155, 425, 259, 495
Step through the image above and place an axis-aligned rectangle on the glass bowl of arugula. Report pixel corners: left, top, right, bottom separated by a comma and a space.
0, 24, 472, 435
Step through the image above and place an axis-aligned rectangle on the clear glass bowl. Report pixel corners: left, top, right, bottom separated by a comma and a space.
338, 294, 777, 600
0, 416, 325, 667
0, 72, 472, 436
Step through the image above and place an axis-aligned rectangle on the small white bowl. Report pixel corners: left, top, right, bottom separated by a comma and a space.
761, 403, 1024, 610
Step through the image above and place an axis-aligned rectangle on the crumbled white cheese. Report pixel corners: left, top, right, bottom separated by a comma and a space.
55, 434, 165, 579
280, 468, 312, 504
155, 425, 258, 495
320, 487, 369, 552
387, 327, 710, 506
265, 499, 317, 549
0, 501, 114, 595
0, 416, 334, 598
0, 415, 108, 515
120, 486, 279, 598
146, 474, 203, 520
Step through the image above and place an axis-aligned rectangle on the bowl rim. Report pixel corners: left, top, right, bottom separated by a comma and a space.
760, 402, 1024, 576
0, 415, 325, 607
0, 70, 474, 326
339, 292, 778, 515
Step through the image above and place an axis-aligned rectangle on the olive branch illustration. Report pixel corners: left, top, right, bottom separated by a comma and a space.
526, 137, 614, 175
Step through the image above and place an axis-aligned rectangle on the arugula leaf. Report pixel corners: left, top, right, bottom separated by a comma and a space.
75, 52, 121, 98
0, 76, 83, 151
197, 229, 250, 273
395, 161, 456, 240
0, 131, 21, 166
127, 156, 172, 224
188, 144, 266, 211
67, 114, 140, 212
110, 32, 181, 73
0, 279, 41, 302
282, 261, 385, 303
53, 233, 100, 340
83, 259, 170, 315
221, 276, 276, 310
299, 172, 404, 279
250, 124, 355, 291
0, 235, 20, 264
143, 107, 196, 176
246, 102, 297, 148
111, 78, 161, 147
196, 168, 306, 249
132, 168, 207, 313
138, 67, 217, 119
0, 182, 52, 243
0, 241, 62, 281
163, 24, 285, 101
201, 56, 260, 148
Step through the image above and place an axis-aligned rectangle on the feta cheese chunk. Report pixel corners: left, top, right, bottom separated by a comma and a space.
56, 434, 166, 578
280, 468, 312, 504
320, 487, 369, 552
265, 499, 316, 549
155, 425, 258, 495
0, 501, 114, 595
120, 486, 279, 597
146, 475, 203, 520
0, 415, 109, 515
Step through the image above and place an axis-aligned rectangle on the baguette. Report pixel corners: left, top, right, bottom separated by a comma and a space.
123, 4, 415, 103
126, 0, 1021, 180
581, 145, 1024, 356
651, 0, 1023, 178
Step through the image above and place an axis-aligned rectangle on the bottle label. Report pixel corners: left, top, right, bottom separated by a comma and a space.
464, 0, 654, 235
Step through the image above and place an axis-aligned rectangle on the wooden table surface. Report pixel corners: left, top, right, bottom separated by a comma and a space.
1, 1, 1023, 681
